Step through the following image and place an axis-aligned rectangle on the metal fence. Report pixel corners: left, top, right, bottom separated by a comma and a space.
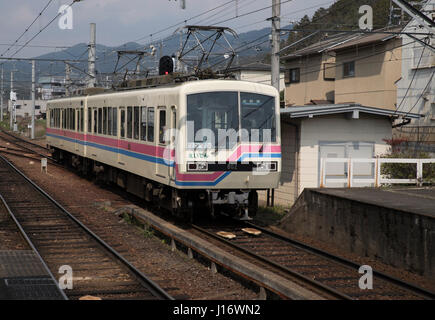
319, 158, 435, 188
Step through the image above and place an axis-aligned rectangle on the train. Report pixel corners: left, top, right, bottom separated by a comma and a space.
46, 79, 281, 220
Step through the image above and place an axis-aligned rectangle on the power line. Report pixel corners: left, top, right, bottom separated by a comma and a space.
0, 0, 55, 58
404, 70, 435, 117
6, 0, 80, 60
133, 0, 237, 43
395, 43, 426, 113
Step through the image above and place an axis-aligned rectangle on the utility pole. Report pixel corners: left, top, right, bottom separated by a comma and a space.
271, 0, 281, 92
31, 60, 35, 139
1, 66, 3, 122
87, 23, 96, 88
65, 63, 71, 96
10, 70, 14, 130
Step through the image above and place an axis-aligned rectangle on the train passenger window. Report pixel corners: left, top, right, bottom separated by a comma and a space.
80, 108, 84, 133
103, 107, 107, 135
127, 107, 132, 139
112, 108, 117, 136
77, 109, 80, 132
72, 108, 76, 130
120, 108, 126, 138
98, 108, 102, 134
159, 109, 166, 144
147, 107, 154, 142
134, 106, 139, 140
108, 107, 112, 136
63, 109, 66, 129
93, 109, 97, 133
88, 109, 92, 133
66, 109, 70, 129
50, 110, 54, 127
141, 107, 147, 141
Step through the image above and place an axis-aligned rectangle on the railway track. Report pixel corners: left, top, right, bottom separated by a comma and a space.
0, 154, 173, 300
192, 219, 435, 300
2, 130, 433, 300
0, 130, 51, 159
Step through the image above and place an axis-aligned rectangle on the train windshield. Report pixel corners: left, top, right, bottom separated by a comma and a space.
187, 92, 239, 149
240, 92, 276, 143
187, 91, 276, 149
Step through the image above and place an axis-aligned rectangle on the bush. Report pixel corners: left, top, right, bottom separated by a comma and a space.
381, 138, 435, 184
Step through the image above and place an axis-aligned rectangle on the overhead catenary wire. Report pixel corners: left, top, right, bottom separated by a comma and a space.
0, 0, 55, 59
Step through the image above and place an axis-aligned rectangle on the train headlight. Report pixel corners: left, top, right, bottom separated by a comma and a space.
187, 162, 208, 172
254, 161, 277, 172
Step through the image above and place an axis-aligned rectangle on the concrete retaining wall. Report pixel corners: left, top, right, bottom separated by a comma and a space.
278, 189, 434, 278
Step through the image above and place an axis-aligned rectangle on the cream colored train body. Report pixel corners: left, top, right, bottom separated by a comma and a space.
46, 80, 281, 217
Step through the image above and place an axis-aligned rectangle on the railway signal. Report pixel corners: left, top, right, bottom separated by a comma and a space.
159, 56, 174, 75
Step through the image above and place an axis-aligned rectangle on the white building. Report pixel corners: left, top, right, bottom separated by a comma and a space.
395, 0, 435, 150
226, 62, 285, 94
8, 99, 47, 118
259, 104, 421, 207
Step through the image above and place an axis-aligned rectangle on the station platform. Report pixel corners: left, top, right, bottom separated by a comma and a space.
314, 187, 435, 218
278, 187, 435, 279
0, 250, 66, 300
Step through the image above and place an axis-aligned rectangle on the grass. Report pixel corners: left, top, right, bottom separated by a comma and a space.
254, 205, 289, 226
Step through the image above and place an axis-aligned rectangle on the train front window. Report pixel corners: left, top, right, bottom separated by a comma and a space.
240, 92, 276, 143
187, 92, 238, 149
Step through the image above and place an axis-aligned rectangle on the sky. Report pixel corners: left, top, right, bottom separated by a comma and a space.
0, 0, 334, 58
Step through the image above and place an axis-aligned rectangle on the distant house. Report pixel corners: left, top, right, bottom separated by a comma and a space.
395, 0, 435, 152
8, 99, 47, 118
282, 27, 403, 110
226, 62, 285, 92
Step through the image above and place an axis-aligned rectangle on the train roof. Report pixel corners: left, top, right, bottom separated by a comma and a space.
47, 79, 279, 104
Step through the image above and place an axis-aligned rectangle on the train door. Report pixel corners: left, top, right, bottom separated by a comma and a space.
156, 107, 167, 179
169, 106, 177, 181
118, 107, 126, 165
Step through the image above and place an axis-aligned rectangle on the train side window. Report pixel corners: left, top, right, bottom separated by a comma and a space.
103, 107, 107, 135
108, 107, 112, 136
80, 108, 84, 133
93, 108, 98, 133
147, 107, 154, 142
87, 109, 92, 133
133, 106, 139, 140
66, 108, 70, 130
127, 106, 132, 139
72, 108, 76, 130
76, 109, 80, 132
112, 107, 117, 136
120, 108, 126, 138
158, 108, 166, 144
98, 108, 102, 134
141, 107, 147, 141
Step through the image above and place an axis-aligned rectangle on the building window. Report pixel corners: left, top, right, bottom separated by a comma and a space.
286, 68, 300, 84
323, 63, 335, 80
343, 61, 355, 78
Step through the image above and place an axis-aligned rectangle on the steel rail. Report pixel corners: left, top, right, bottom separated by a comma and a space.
0, 154, 174, 300
191, 224, 352, 300
0, 193, 69, 300
245, 221, 435, 300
